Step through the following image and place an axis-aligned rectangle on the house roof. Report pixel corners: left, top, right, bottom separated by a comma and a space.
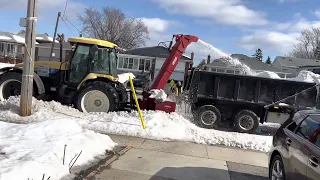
274, 56, 320, 68
0, 31, 36, 44
206, 54, 284, 72
122, 46, 192, 61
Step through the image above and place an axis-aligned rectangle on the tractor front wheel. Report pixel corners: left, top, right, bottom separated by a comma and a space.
74, 81, 119, 113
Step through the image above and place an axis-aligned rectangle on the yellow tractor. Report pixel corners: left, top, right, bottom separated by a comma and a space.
0, 37, 128, 112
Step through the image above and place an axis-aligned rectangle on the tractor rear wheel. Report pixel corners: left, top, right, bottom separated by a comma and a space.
0, 72, 37, 101
74, 81, 119, 113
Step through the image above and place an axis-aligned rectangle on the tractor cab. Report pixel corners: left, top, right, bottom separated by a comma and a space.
66, 38, 119, 86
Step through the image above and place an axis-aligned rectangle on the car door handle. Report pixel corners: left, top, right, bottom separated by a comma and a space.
309, 155, 319, 167
285, 138, 291, 146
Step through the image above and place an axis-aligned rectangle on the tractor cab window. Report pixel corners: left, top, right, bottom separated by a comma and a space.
69, 44, 91, 84
90, 48, 117, 77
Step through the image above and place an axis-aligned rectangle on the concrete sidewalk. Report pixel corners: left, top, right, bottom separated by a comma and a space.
86, 134, 270, 180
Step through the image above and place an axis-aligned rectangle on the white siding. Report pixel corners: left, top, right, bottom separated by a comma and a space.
155, 58, 186, 72
154, 69, 185, 82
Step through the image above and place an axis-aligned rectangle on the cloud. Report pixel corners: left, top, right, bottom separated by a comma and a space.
315, 10, 320, 19
238, 13, 320, 55
152, 0, 268, 26
239, 31, 300, 54
0, 0, 85, 21
278, 0, 303, 3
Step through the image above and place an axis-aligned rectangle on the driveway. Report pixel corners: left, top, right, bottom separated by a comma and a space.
80, 134, 270, 180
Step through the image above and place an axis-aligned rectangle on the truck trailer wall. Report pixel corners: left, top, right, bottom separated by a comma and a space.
189, 70, 318, 120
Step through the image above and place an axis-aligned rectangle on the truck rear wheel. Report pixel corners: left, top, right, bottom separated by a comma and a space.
233, 110, 259, 134
74, 81, 119, 113
196, 105, 221, 129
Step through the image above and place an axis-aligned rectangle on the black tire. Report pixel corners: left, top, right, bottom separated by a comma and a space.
269, 155, 286, 180
233, 109, 259, 134
0, 71, 37, 101
195, 105, 221, 129
74, 81, 119, 113
115, 83, 128, 110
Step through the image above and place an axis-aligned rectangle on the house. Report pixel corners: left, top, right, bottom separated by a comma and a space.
0, 31, 59, 64
119, 46, 193, 83
273, 56, 320, 77
0, 31, 26, 63
202, 54, 290, 78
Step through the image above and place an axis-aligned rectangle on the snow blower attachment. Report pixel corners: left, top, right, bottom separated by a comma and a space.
137, 34, 199, 113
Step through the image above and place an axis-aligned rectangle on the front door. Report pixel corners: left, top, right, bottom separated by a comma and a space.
285, 129, 308, 180
69, 44, 91, 84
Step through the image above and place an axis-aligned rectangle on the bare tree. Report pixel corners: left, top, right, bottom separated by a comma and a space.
78, 7, 149, 50
288, 28, 320, 59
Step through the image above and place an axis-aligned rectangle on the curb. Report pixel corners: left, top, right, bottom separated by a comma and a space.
74, 145, 131, 180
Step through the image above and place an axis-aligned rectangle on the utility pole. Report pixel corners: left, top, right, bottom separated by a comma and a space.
49, 12, 61, 61
20, 0, 38, 116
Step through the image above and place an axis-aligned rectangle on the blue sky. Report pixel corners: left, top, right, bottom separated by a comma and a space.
0, 0, 320, 64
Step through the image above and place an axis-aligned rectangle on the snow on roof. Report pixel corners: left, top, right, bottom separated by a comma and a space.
0, 36, 12, 40
275, 56, 320, 68
12, 35, 25, 44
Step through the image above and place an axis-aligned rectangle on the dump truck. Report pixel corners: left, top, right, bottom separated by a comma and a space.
184, 68, 319, 133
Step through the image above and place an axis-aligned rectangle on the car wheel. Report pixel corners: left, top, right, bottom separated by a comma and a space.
269, 155, 286, 180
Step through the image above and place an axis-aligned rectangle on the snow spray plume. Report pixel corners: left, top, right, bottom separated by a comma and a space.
197, 39, 255, 75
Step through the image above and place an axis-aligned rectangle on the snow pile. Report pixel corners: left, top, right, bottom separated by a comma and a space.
0, 97, 273, 152
117, 73, 135, 83
0, 62, 14, 69
288, 70, 320, 83
149, 89, 167, 102
255, 71, 281, 79
0, 100, 117, 180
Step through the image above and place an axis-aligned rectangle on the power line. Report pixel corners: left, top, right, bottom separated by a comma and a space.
63, 0, 68, 16
63, 15, 81, 33
61, 18, 75, 36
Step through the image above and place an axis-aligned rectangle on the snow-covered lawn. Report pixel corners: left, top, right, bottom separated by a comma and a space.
0, 100, 117, 180
0, 97, 275, 154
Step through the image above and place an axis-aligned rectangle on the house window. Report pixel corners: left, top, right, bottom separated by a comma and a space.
0, 43, 4, 56
117, 56, 151, 72
139, 59, 145, 70
118, 56, 124, 68
128, 58, 134, 69
145, 59, 151, 71
123, 57, 129, 69
6, 43, 16, 56
133, 59, 139, 70
217, 69, 225, 73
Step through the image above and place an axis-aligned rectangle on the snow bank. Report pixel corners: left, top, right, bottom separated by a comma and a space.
0, 62, 14, 69
255, 71, 281, 79
0, 97, 272, 153
117, 73, 135, 83
0, 99, 117, 180
287, 70, 320, 83
149, 89, 167, 101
